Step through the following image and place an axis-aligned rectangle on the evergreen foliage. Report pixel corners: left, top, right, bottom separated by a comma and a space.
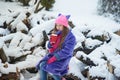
40, 0, 55, 11
19, 0, 30, 6
98, 0, 120, 22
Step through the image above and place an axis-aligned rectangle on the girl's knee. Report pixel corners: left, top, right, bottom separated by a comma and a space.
39, 61, 46, 68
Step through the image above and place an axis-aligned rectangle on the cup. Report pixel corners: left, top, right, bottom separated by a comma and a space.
50, 34, 58, 44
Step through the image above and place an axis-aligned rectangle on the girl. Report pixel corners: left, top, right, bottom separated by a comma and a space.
36, 14, 76, 80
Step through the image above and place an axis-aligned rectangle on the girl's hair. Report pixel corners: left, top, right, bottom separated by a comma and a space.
53, 25, 69, 49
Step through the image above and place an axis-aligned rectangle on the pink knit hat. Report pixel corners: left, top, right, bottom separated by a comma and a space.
55, 14, 70, 27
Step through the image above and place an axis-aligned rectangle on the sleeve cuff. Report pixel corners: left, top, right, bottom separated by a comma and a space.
54, 53, 60, 61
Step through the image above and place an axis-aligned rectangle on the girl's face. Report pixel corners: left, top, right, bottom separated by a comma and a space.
56, 24, 64, 31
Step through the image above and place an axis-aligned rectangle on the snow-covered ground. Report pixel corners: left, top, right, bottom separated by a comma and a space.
0, 0, 120, 80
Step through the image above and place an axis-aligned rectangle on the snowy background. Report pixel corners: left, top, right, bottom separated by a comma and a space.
0, 0, 120, 80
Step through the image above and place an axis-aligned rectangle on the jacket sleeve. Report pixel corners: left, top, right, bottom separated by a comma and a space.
47, 41, 52, 49
54, 32, 76, 60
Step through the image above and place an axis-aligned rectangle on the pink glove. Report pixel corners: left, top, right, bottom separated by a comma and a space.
47, 56, 56, 64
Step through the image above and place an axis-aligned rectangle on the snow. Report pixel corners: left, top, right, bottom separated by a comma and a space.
0, 28, 10, 36
114, 68, 120, 77
89, 65, 108, 78
0, 39, 4, 48
85, 38, 102, 49
0, 0, 120, 80
69, 57, 87, 80
16, 21, 28, 31
76, 51, 87, 59
29, 19, 55, 36
72, 26, 86, 42
19, 35, 32, 49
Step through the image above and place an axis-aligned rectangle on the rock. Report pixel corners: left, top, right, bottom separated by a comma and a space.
0, 48, 7, 63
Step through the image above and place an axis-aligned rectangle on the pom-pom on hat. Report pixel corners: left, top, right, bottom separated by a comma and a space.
55, 13, 70, 27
